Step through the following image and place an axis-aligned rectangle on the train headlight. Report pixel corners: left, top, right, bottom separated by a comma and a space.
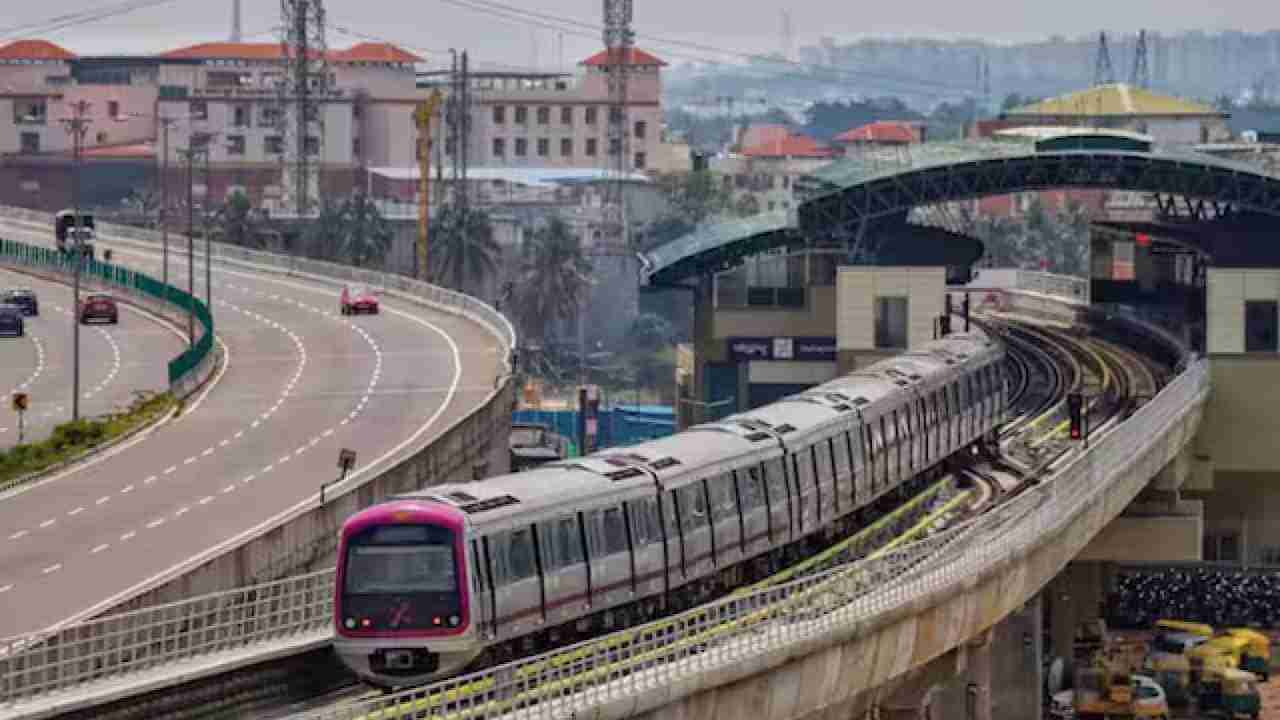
448, 615, 460, 627
344, 618, 355, 629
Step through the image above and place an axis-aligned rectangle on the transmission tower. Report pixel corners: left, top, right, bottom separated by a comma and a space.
1131, 29, 1150, 88
780, 10, 794, 63
231, 0, 242, 42
600, 0, 634, 256
277, 0, 329, 217
1094, 31, 1115, 86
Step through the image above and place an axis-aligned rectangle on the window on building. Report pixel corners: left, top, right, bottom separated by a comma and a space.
444, 137, 455, 156
609, 137, 621, 156
634, 120, 647, 139
493, 138, 506, 157
303, 104, 318, 122
189, 100, 208, 120
537, 138, 549, 156
633, 151, 646, 169
561, 106, 572, 125
19, 132, 39, 154
515, 106, 528, 124
304, 136, 319, 156
493, 105, 506, 124
560, 138, 573, 157
875, 297, 909, 349
232, 105, 250, 128
768, 201, 776, 211
609, 106, 623, 125
1245, 300, 1278, 352
537, 107, 550, 125
515, 138, 528, 156
14, 100, 47, 125
782, 175, 791, 189
265, 136, 284, 155
260, 106, 280, 127
352, 137, 361, 157
106, 100, 120, 120
585, 138, 598, 156
227, 135, 245, 156
585, 107, 598, 125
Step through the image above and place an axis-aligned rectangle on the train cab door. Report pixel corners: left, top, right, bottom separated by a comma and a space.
491, 526, 543, 641
628, 497, 665, 598
584, 505, 632, 611
538, 514, 590, 625
470, 539, 495, 639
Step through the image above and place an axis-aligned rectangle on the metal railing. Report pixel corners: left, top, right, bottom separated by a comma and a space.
291, 358, 1207, 720
0, 237, 215, 395
0, 571, 332, 705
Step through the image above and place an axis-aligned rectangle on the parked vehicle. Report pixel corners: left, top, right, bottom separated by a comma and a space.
1225, 628, 1271, 680
1198, 667, 1261, 719
1074, 659, 1169, 720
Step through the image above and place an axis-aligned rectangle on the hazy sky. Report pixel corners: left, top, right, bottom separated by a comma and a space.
5, 0, 1278, 71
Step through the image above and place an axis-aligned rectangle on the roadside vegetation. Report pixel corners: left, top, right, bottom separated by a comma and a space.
0, 392, 175, 491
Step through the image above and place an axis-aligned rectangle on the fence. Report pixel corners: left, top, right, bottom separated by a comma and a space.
0, 237, 215, 396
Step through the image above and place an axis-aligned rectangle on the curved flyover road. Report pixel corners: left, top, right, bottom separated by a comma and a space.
0, 217, 505, 638
0, 267, 182, 449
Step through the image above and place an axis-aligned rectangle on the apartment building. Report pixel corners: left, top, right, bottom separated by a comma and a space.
422, 48, 667, 175
713, 130, 836, 214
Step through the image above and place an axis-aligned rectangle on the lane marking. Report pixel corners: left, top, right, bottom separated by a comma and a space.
67, 507, 84, 517
38, 519, 55, 529
146, 518, 165, 529
120, 531, 136, 541
91, 544, 109, 554
8, 530, 28, 540
41, 564, 61, 575
96, 496, 109, 505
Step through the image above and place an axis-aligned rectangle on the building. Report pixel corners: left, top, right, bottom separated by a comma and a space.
1000, 83, 1231, 145
420, 48, 667, 175
832, 120, 924, 150
713, 131, 836, 214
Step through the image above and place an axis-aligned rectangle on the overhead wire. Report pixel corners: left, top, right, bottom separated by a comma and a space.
0, 0, 189, 42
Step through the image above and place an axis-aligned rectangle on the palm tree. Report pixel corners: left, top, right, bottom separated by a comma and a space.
430, 204, 500, 295
341, 194, 392, 268
512, 217, 592, 345
216, 191, 267, 249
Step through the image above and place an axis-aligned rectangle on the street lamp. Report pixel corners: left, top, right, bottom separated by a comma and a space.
178, 131, 219, 346
59, 100, 91, 422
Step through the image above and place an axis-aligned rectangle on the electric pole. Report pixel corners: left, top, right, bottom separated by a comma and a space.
59, 100, 91, 422
277, 0, 329, 217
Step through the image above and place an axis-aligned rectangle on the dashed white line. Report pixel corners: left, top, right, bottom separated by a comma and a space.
198, 496, 214, 505
0, 584, 11, 594
91, 544, 109, 554
242, 474, 256, 484
38, 519, 55, 528
8, 530, 28, 540
262, 464, 274, 473
67, 507, 84, 517
96, 496, 110, 505
201, 447, 214, 457
219, 439, 230, 448
146, 518, 165, 529
175, 507, 190, 517
183, 456, 197, 465
120, 531, 136, 541
121, 485, 135, 494
144, 475, 157, 485
41, 564, 61, 575
164, 465, 177, 475
221, 485, 236, 494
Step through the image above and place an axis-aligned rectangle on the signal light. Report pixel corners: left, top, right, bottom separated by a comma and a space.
1068, 392, 1083, 441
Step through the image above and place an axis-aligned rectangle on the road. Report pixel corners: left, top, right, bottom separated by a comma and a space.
0, 267, 181, 449
0, 217, 504, 638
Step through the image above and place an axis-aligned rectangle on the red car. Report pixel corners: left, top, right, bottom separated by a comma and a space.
340, 284, 379, 315
79, 293, 119, 324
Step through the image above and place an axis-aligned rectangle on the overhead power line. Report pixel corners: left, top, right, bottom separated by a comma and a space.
0, 0, 189, 42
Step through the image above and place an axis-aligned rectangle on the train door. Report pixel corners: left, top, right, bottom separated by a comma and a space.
584, 506, 631, 611
470, 539, 494, 638
628, 498, 665, 598
708, 473, 742, 567
762, 458, 791, 543
538, 514, 590, 625
674, 481, 714, 578
832, 430, 853, 513
790, 447, 816, 535
738, 467, 770, 556
660, 490, 687, 588
490, 526, 542, 640
813, 436, 836, 519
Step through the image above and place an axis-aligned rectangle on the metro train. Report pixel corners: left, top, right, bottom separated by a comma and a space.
333, 329, 1007, 688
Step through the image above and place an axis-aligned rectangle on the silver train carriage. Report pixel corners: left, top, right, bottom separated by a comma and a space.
333, 330, 1006, 687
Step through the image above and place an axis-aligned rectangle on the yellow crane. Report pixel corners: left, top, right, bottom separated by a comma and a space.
412, 90, 443, 281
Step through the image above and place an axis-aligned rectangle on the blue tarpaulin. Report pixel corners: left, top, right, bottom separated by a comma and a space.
513, 405, 675, 453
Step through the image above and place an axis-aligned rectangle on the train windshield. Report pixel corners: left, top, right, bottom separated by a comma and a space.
340, 523, 464, 632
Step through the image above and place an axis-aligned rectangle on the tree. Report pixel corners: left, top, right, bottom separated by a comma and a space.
511, 217, 592, 345
301, 200, 349, 262
733, 193, 762, 217
630, 313, 674, 353
342, 194, 392, 268
217, 190, 267, 250
658, 171, 732, 226
430, 204, 500, 295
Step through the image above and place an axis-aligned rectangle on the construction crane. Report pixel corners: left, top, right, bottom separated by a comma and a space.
412, 90, 443, 282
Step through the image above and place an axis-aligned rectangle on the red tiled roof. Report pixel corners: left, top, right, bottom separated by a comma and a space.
834, 120, 920, 144
162, 41, 420, 63
330, 42, 423, 63
738, 124, 790, 150
740, 133, 834, 159
0, 39, 76, 61
580, 48, 667, 67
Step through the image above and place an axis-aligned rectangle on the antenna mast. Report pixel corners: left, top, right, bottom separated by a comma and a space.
1094, 30, 1115, 86
277, 0, 329, 217
1131, 29, 1150, 88
601, 0, 633, 256
231, 0, 242, 42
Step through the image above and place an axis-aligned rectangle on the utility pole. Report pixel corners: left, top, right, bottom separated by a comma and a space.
1131, 29, 1151, 89
179, 133, 216, 347
59, 99, 91, 422
1094, 31, 1115, 86
278, 0, 328, 217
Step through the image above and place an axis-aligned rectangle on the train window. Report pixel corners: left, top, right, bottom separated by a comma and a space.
738, 467, 764, 509
541, 515, 584, 570
507, 527, 537, 582
470, 540, 484, 594
629, 499, 657, 546
663, 492, 680, 538
602, 507, 629, 555
814, 438, 833, 485
763, 458, 786, 500
677, 484, 708, 532
709, 474, 737, 522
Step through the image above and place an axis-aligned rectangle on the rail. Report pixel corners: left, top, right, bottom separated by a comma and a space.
0, 237, 215, 397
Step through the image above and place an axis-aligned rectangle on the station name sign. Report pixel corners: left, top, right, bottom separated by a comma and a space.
728, 336, 836, 362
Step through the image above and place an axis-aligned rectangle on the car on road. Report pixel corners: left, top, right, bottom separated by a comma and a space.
340, 284, 380, 315
79, 293, 119, 324
1, 288, 38, 316
0, 303, 24, 337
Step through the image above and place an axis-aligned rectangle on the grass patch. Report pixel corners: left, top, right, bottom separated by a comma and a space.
0, 392, 176, 491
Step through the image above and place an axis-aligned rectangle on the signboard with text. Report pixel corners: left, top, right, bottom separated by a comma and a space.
728, 337, 836, 363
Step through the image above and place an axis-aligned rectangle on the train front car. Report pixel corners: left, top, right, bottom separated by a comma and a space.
334, 500, 478, 688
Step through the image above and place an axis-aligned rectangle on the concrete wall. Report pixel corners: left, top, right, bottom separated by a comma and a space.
837, 267, 944, 351
1198, 355, 1280, 472
711, 286, 838, 339
1075, 514, 1202, 562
